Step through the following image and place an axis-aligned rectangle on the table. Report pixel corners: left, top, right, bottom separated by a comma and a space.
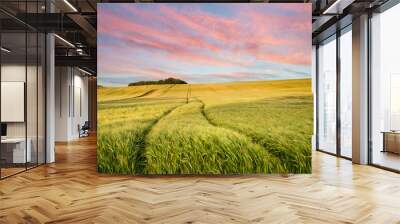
1, 138, 31, 164
382, 131, 400, 154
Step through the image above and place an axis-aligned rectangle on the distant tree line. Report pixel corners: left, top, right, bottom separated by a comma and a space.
128, 77, 187, 86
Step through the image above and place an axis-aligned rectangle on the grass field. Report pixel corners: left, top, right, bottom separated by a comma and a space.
97, 79, 313, 174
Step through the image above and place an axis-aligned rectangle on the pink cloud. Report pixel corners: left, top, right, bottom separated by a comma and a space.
99, 55, 173, 80
156, 5, 311, 65
98, 3, 311, 75
99, 8, 219, 52
99, 9, 253, 67
211, 72, 257, 79
259, 52, 311, 65
158, 6, 240, 45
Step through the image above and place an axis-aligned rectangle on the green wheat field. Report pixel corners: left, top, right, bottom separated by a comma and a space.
97, 79, 313, 174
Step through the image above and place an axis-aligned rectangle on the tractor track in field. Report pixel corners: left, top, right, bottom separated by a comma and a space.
105, 84, 179, 105
196, 99, 217, 127
159, 84, 176, 96
134, 86, 191, 173
196, 98, 286, 171
101, 89, 157, 104
136, 88, 157, 97
134, 104, 184, 173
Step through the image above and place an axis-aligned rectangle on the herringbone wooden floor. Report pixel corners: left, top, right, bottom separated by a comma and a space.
1, 136, 400, 224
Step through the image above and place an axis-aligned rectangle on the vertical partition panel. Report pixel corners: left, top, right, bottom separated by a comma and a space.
0, 1, 47, 179
38, 32, 46, 165
27, 30, 38, 169
317, 36, 337, 154
1, 31, 27, 177
340, 28, 353, 158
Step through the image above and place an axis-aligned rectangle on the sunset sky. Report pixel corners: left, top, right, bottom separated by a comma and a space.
98, 3, 311, 86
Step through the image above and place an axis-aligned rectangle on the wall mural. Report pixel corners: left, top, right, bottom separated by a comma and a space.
97, 3, 313, 174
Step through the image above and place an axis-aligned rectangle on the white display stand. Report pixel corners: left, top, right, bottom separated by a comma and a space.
1, 138, 32, 163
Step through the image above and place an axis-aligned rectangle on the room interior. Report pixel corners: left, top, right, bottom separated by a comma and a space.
0, 0, 96, 179
370, 5, 400, 170
0, 30, 46, 178
313, 0, 400, 171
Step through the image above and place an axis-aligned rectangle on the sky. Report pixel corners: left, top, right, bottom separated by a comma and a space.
98, 3, 311, 86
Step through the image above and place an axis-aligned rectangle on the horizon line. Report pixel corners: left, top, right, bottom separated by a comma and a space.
98, 77, 311, 88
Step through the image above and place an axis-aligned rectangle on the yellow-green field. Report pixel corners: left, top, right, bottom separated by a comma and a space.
97, 79, 313, 174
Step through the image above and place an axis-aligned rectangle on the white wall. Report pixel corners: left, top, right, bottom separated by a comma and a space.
312, 45, 317, 151
72, 73, 89, 138
1, 82, 25, 122
1, 65, 26, 139
1, 65, 40, 137
55, 67, 89, 141
55, 67, 70, 141
1, 63, 46, 164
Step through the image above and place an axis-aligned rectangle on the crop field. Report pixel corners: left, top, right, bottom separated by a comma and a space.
97, 79, 313, 174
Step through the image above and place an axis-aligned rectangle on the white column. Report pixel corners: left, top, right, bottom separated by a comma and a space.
352, 14, 369, 164
45, 0, 56, 163
46, 33, 55, 163
312, 45, 317, 151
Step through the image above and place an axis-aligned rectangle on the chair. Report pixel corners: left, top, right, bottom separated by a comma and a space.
79, 121, 90, 138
